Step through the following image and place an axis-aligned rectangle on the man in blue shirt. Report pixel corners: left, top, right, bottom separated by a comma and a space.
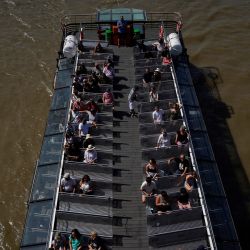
117, 16, 127, 47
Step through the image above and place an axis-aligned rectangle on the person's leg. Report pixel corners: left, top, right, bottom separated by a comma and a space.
142, 194, 146, 203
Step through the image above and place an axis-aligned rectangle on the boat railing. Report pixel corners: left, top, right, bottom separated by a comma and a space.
168, 52, 217, 248
61, 12, 182, 27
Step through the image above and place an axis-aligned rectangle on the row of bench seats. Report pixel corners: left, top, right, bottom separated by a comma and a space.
134, 45, 209, 249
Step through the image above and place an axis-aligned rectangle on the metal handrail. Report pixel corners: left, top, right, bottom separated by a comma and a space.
61, 12, 182, 27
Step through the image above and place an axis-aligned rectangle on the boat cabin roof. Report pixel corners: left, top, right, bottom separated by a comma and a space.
97, 8, 147, 22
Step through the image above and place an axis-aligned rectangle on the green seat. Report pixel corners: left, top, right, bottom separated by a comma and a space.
105, 29, 112, 42
133, 28, 140, 39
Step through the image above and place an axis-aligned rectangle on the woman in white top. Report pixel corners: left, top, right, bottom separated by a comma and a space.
157, 129, 171, 148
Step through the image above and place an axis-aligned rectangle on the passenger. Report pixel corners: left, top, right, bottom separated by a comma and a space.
169, 102, 182, 120
92, 63, 103, 77
103, 63, 115, 83
71, 98, 85, 115
93, 41, 103, 54
88, 75, 100, 93
79, 175, 93, 194
168, 154, 190, 176
76, 63, 87, 75
145, 158, 161, 180
152, 105, 165, 125
156, 129, 171, 149
142, 67, 153, 89
83, 134, 95, 149
117, 16, 127, 47
78, 118, 91, 137
155, 191, 172, 214
175, 125, 189, 145
184, 171, 198, 192
102, 88, 114, 104
60, 173, 76, 193
84, 144, 97, 164
50, 232, 67, 250
69, 229, 84, 250
86, 99, 100, 114
128, 86, 139, 117
107, 55, 115, 68
152, 68, 161, 90
88, 231, 104, 250
149, 86, 158, 102
152, 38, 165, 57
140, 176, 157, 204
72, 78, 84, 93
177, 187, 191, 209
65, 139, 81, 161
80, 109, 97, 127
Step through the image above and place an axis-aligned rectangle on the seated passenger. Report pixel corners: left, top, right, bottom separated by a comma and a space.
175, 125, 189, 145
50, 232, 67, 250
69, 229, 84, 250
168, 154, 190, 176
60, 173, 76, 193
92, 63, 103, 77
80, 109, 97, 127
156, 129, 171, 149
84, 144, 97, 164
76, 63, 87, 75
71, 98, 85, 114
102, 88, 114, 104
79, 175, 93, 194
149, 86, 158, 102
152, 105, 165, 125
103, 63, 115, 83
140, 176, 157, 203
169, 102, 182, 120
78, 118, 91, 137
65, 139, 81, 161
93, 41, 103, 54
88, 99, 100, 111
177, 187, 191, 209
145, 158, 161, 180
88, 231, 103, 250
155, 191, 172, 214
83, 134, 95, 149
185, 171, 198, 192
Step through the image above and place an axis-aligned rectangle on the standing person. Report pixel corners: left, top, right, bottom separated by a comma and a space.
117, 16, 127, 47
69, 229, 84, 250
128, 86, 139, 117
142, 67, 153, 90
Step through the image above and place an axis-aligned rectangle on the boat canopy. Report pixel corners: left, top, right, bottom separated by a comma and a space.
97, 8, 147, 22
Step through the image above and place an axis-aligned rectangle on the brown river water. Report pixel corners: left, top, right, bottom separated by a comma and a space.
0, 0, 249, 249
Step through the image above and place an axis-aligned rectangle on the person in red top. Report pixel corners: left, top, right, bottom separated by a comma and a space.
102, 88, 114, 104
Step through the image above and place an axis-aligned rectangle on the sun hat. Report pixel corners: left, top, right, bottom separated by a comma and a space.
155, 68, 161, 72
87, 144, 95, 150
63, 173, 70, 179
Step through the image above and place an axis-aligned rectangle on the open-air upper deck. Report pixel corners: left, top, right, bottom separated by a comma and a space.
20, 8, 240, 250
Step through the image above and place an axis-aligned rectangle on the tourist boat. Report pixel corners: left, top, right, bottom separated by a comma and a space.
20, 8, 240, 249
